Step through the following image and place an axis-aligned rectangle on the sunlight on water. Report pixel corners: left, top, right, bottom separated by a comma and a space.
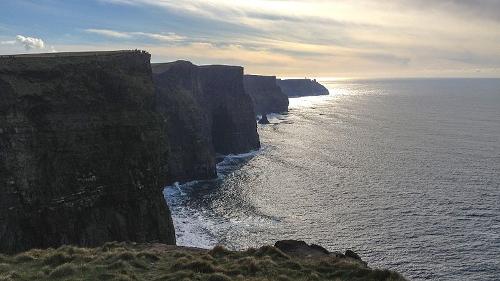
166, 78, 500, 281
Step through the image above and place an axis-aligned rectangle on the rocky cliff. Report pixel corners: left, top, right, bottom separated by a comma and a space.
152, 61, 216, 183
243, 75, 289, 114
276, 78, 329, 97
153, 61, 260, 156
0, 51, 176, 254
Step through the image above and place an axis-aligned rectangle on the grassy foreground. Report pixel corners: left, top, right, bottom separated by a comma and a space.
0, 242, 406, 281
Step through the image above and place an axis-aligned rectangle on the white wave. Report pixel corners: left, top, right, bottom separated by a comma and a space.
163, 148, 263, 249
257, 113, 289, 125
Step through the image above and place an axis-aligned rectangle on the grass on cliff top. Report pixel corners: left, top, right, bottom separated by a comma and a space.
0, 242, 406, 281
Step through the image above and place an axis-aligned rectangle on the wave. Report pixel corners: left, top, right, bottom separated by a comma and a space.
163, 148, 263, 249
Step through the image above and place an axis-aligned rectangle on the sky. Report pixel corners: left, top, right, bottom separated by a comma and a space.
1, 0, 500, 78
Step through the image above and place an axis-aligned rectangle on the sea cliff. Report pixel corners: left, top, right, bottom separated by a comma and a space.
152, 60, 216, 183
0, 51, 406, 280
277, 78, 329, 97
153, 61, 260, 156
0, 51, 176, 254
243, 74, 289, 114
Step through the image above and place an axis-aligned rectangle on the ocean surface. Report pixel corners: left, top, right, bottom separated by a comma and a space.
164, 78, 500, 281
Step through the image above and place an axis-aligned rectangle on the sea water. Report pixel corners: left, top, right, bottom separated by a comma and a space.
165, 78, 500, 281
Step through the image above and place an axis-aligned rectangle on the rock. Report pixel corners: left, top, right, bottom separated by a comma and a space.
345, 249, 362, 261
276, 78, 329, 97
243, 75, 289, 114
152, 61, 260, 156
152, 60, 216, 183
258, 114, 270, 124
0, 51, 176, 254
310, 244, 331, 255
274, 240, 330, 257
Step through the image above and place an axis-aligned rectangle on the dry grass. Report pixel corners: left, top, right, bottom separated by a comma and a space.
0, 242, 407, 281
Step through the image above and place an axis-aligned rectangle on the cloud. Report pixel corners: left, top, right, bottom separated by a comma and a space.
15, 35, 45, 50
0, 40, 16, 45
85, 28, 132, 38
396, 0, 500, 22
84, 28, 185, 42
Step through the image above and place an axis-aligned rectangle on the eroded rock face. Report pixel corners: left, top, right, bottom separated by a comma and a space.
274, 240, 368, 267
243, 75, 289, 115
276, 78, 329, 97
0, 51, 176, 254
153, 62, 260, 157
199, 65, 260, 155
152, 61, 216, 183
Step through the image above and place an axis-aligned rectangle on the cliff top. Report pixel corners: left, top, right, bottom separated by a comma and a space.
0, 50, 151, 72
152, 60, 243, 75
277, 78, 319, 82
244, 74, 278, 80
0, 50, 145, 59
0, 241, 406, 280
151, 60, 194, 74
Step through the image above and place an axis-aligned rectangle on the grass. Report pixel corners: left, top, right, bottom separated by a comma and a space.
0, 242, 407, 281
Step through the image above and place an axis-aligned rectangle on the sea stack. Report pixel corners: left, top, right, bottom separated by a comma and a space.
243, 74, 289, 114
0, 51, 176, 253
276, 78, 329, 97
258, 114, 271, 124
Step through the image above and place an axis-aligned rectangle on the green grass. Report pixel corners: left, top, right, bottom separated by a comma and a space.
0, 242, 407, 281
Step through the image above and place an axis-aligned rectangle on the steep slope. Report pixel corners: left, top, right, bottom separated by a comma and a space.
0, 51, 175, 254
198, 65, 260, 154
243, 75, 289, 114
276, 78, 329, 97
152, 62, 260, 156
152, 61, 216, 183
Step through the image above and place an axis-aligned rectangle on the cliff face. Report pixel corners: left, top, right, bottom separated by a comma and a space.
243, 75, 289, 114
153, 62, 260, 157
0, 51, 175, 254
276, 78, 329, 97
198, 65, 260, 155
152, 61, 216, 183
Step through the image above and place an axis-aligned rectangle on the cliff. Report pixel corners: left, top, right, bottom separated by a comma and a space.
0, 241, 407, 280
276, 78, 329, 97
152, 61, 216, 183
152, 61, 260, 156
0, 51, 176, 254
243, 75, 289, 114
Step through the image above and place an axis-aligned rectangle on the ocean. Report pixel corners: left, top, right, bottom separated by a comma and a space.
164, 78, 500, 281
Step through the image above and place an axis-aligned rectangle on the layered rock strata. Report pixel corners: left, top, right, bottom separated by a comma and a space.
243, 75, 289, 114
0, 51, 176, 253
152, 61, 260, 157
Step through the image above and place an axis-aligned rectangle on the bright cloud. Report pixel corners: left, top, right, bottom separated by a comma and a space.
85, 29, 132, 38
85, 29, 185, 42
15, 35, 45, 50
2, 1, 500, 77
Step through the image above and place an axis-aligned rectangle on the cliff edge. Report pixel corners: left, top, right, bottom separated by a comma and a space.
276, 78, 329, 97
0, 241, 407, 280
243, 74, 289, 115
0, 51, 176, 254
